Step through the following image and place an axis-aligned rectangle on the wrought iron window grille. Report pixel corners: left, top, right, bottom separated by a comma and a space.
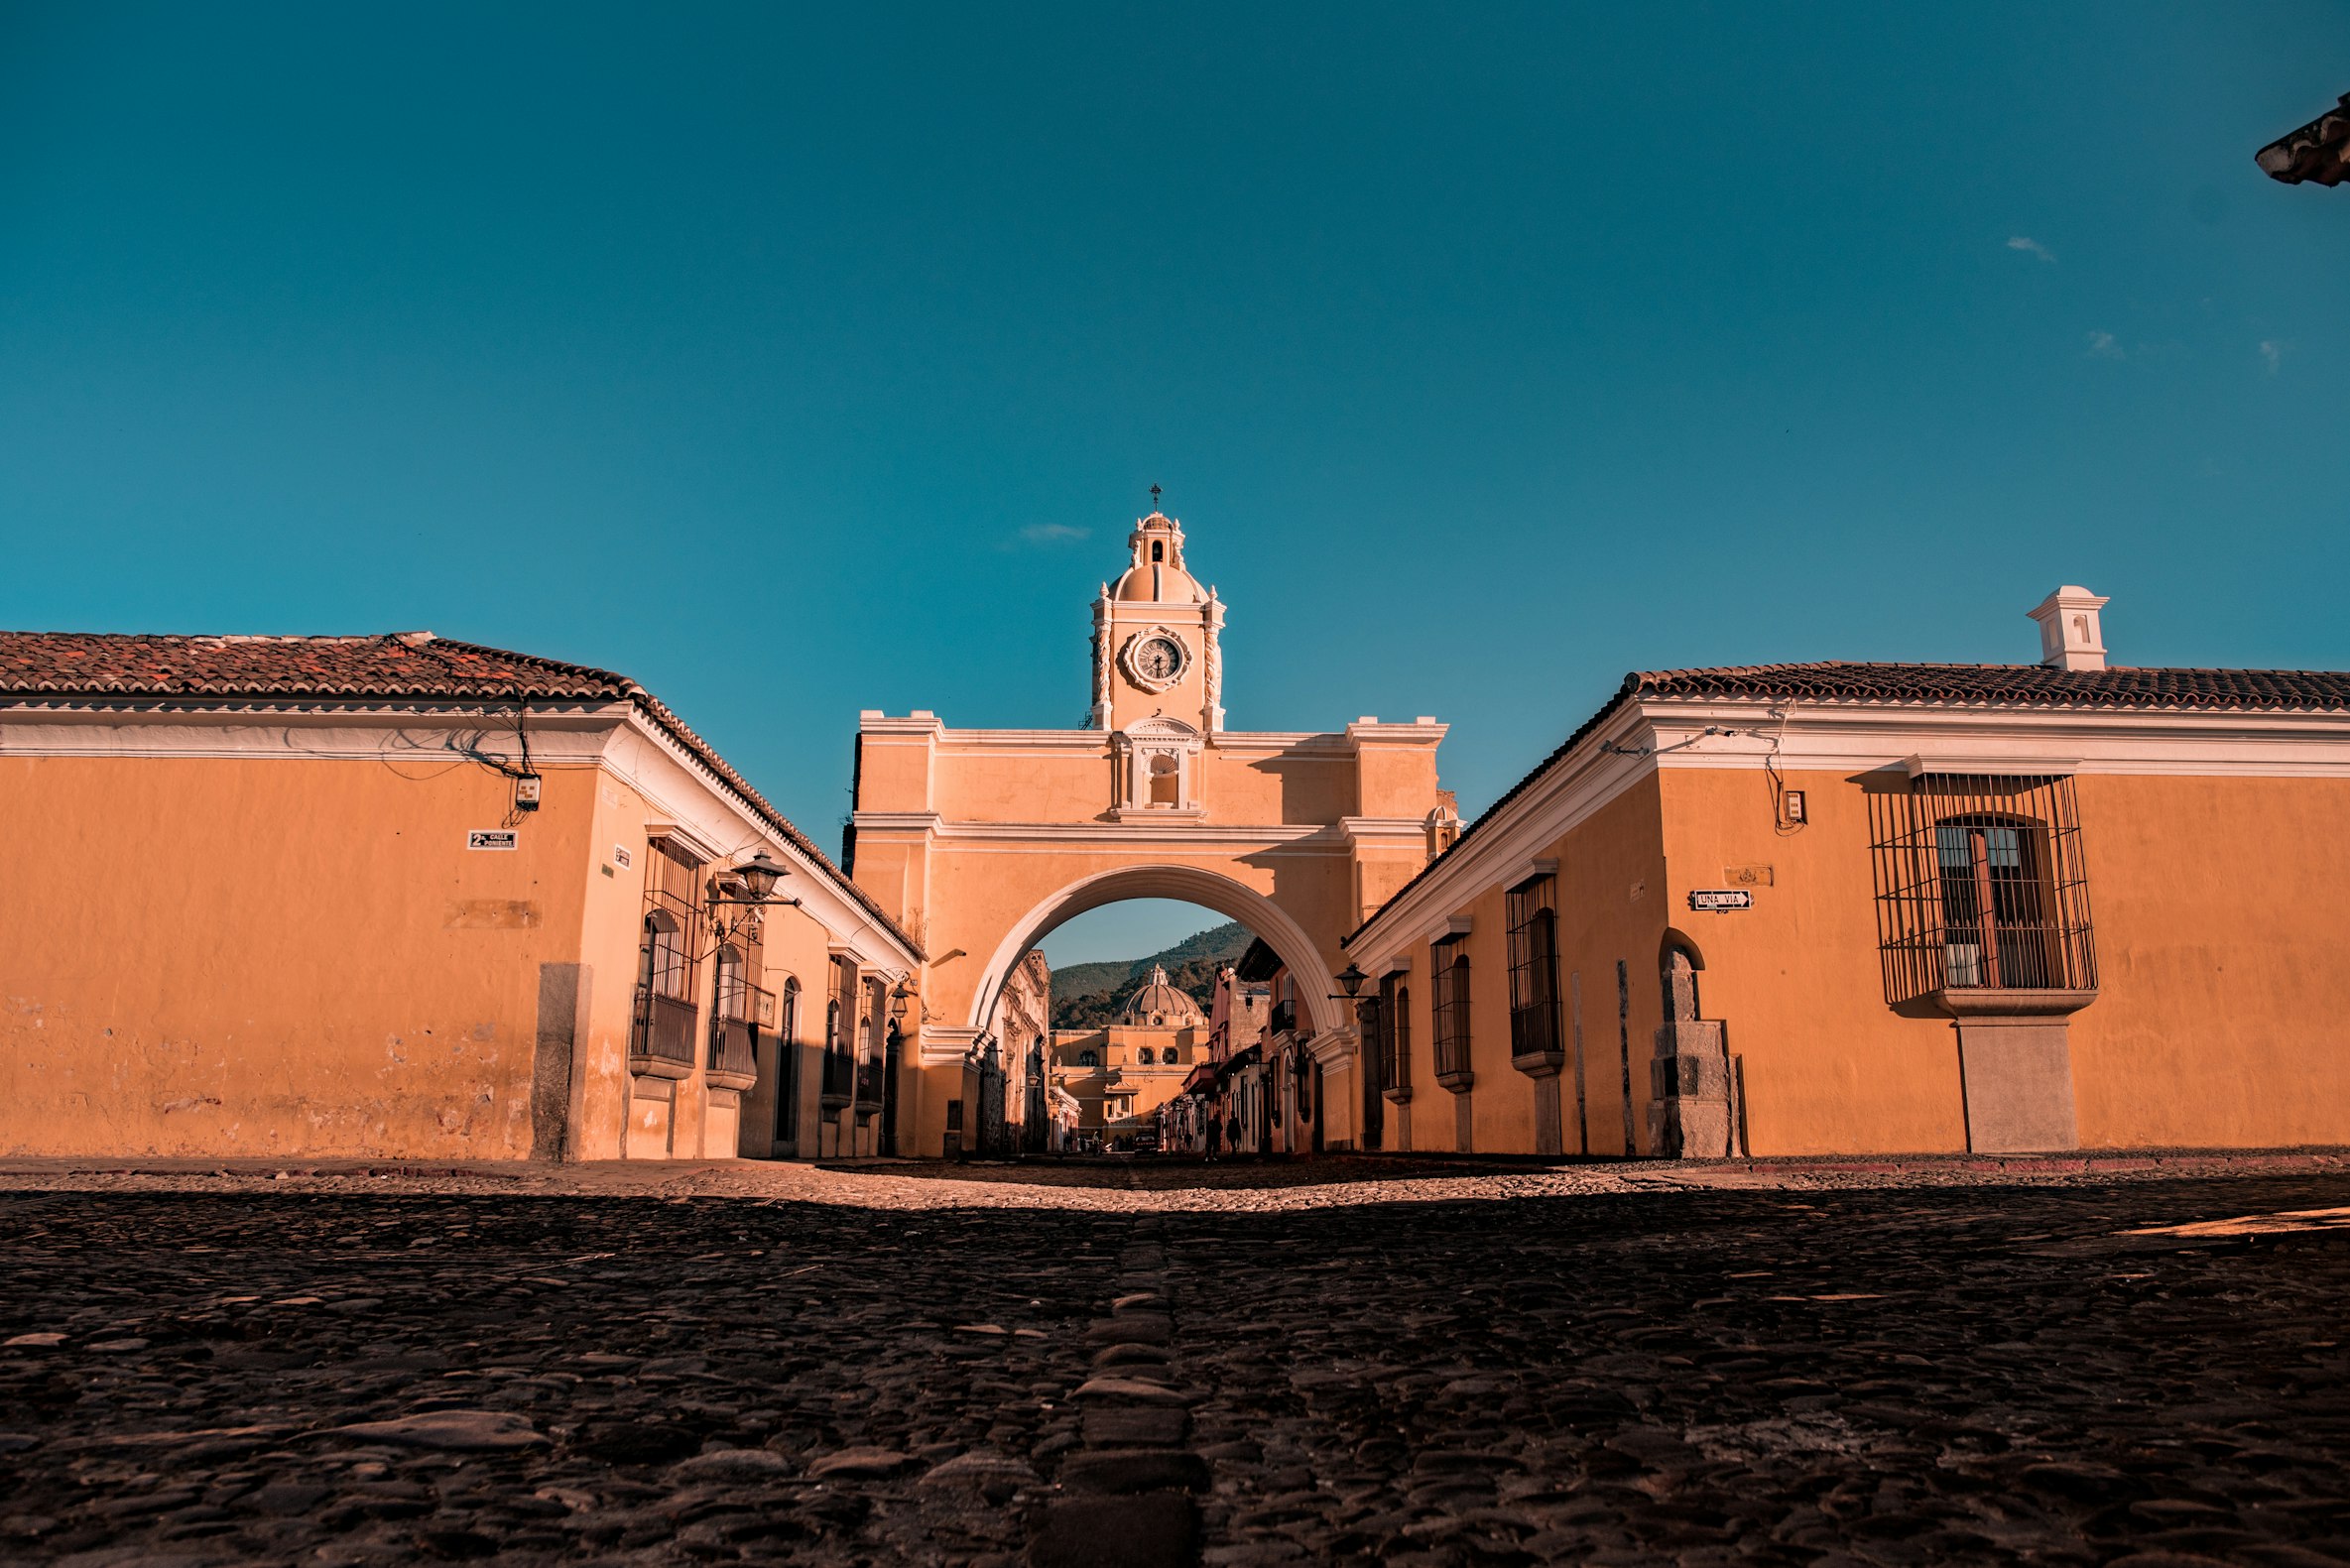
1869, 772, 2097, 1006
1431, 936, 1474, 1085
1506, 874, 1564, 1061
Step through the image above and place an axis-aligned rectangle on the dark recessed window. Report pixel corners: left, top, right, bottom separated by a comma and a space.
1431, 936, 1472, 1083
1506, 874, 1562, 1060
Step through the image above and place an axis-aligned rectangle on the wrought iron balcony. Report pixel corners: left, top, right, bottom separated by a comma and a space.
631, 989, 698, 1077
707, 981, 772, 1085
820, 1049, 853, 1107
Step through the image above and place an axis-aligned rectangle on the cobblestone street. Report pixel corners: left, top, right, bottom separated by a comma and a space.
2, 1159, 2346, 1567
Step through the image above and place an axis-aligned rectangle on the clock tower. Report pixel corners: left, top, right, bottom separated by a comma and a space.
1088, 508, 1225, 737
849, 493, 1450, 1160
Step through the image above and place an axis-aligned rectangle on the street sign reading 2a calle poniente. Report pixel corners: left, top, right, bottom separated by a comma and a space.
1688, 889, 1753, 911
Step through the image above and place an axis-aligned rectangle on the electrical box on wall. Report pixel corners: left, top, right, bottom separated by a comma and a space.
514, 773, 543, 811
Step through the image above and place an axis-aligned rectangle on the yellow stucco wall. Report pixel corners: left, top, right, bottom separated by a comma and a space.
0, 753, 601, 1158
1375, 761, 2350, 1158
1384, 778, 1668, 1155
854, 715, 1446, 1160
1379, 763, 2350, 1158
1652, 766, 1968, 1154
2063, 773, 2350, 1147
0, 742, 885, 1162
1651, 765, 2350, 1154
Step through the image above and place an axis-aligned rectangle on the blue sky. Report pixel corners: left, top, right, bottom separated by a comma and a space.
5, 4, 2344, 966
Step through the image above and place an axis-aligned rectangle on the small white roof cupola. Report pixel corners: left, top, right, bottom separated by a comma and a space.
2028, 585, 2110, 671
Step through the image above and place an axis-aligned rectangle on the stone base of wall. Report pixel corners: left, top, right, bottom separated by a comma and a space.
1957, 1020, 2079, 1153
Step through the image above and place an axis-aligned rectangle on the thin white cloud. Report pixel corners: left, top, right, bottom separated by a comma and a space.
2008, 236, 2056, 263
2259, 339, 2284, 375
1019, 523, 1089, 544
2085, 330, 2126, 361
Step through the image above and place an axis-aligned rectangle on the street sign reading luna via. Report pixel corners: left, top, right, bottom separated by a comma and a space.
1688, 889, 1753, 911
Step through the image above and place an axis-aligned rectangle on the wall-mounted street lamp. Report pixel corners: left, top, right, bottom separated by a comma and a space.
1273, 961, 1366, 1131
890, 981, 914, 1024
702, 851, 799, 949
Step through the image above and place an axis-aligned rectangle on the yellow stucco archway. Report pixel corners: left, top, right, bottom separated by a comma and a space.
967, 864, 1342, 1040
845, 509, 1449, 1155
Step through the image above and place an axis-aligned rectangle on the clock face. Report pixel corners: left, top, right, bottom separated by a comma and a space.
1134, 636, 1184, 682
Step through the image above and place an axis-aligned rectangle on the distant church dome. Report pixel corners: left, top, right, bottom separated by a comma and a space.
1121, 965, 1205, 1027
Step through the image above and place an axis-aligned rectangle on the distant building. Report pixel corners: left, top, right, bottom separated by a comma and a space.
1050, 966, 1208, 1140
1163, 962, 1267, 1153
997, 948, 1052, 1151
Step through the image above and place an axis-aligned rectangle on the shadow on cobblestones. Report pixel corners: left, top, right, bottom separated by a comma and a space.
1, 1171, 2345, 1566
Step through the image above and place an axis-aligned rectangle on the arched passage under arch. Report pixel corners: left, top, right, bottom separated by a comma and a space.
970, 864, 1341, 1042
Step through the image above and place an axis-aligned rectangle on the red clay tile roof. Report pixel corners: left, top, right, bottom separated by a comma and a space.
1630, 661, 2350, 712
0, 630, 632, 700
1348, 660, 2350, 949
0, 630, 921, 958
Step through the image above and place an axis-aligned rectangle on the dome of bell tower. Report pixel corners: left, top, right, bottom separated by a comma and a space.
1113, 512, 1205, 603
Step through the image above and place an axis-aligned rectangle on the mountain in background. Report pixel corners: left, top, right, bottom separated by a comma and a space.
1048, 919, 1254, 1029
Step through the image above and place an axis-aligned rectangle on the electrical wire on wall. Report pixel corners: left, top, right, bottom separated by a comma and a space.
1760, 704, 1804, 836
1597, 725, 1741, 759
392, 637, 544, 822
1599, 714, 1806, 835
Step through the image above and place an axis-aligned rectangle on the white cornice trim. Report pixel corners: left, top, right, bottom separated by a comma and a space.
608, 713, 921, 971
851, 811, 945, 834
848, 814, 1347, 849
857, 713, 947, 738
1640, 697, 2350, 777
1338, 816, 1433, 844
1416, 913, 1473, 947
1900, 751, 2083, 779
0, 698, 923, 965
0, 701, 630, 757
1353, 701, 1655, 971
1349, 692, 2350, 971
1344, 720, 1448, 745
876, 726, 1359, 753
641, 818, 725, 865
1503, 856, 1559, 889
1305, 1027, 1360, 1066
920, 1026, 980, 1066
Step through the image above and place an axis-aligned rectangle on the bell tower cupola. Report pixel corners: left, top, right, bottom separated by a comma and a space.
1114, 512, 1203, 605
1087, 496, 1226, 737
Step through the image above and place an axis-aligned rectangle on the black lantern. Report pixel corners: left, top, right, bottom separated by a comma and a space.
890, 981, 913, 1023
736, 851, 790, 902
1334, 962, 1366, 999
